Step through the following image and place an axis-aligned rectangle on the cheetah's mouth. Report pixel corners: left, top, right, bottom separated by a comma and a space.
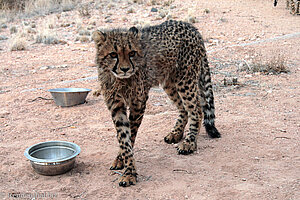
112, 71, 135, 79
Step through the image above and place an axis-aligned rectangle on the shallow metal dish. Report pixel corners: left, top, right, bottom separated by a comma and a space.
48, 88, 91, 107
24, 141, 81, 176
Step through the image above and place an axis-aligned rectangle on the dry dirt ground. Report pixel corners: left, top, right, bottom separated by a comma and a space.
0, 0, 300, 199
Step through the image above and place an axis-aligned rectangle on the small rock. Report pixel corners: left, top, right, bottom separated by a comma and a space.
10, 26, 18, 34
0, 110, 10, 118
127, 8, 135, 14
204, 8, 210, 14
1, 24, 7, 29
219, 18, 228, 23
155, 16, 163, 20
159, 11, 166, 18
23, 21, 29, 26
244, 92, 256, 96
89, 21, 96, 26
105, 19, 113, 23
151, 8, 158, 12
87, 25, 94, 30
166, 14, 172, 20
61, 23, 71, 27
188, 16, 197, 24
59, 40, 67, 45
40, 66, 52, 70
210, 39, 219, 44
80, 36, 90, 43
26, 27, 36, 34
57, 64, 68, 68
242, 178, 247, 181
0, 35, 8, 40
78, 28, 90, 36
153, 102, 163, 106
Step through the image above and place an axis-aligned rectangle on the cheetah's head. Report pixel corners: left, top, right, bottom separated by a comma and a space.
92, 27, 142, 79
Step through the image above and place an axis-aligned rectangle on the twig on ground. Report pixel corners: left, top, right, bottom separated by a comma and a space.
28, 96, 53, 102
145, 175, 152, 181
243, 60, 251, 71
50, 122, 77, 132
111, 170, 123, 176
111, 171, 123, 182
173, 169, 189, 173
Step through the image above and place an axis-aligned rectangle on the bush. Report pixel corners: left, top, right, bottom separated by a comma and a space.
0, 0, 26, 10
10, 35, 27, 51
247, 55, 289, 75
1, 0, 79, 19
35, 29, 59, 44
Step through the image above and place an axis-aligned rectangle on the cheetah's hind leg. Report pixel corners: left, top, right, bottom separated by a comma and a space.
163, 84, 188, 144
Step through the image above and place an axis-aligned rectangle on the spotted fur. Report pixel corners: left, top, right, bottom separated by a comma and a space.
92, 20, 220, 187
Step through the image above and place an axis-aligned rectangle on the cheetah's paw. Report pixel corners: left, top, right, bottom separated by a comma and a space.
119, 173, 137, 187
164, 131, 183, 144
110, 156, 124, 170
93, 90, 101, 97
177, 139, 197, 155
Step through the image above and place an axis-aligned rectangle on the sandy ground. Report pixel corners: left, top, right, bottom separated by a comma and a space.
0, 0, 299, 199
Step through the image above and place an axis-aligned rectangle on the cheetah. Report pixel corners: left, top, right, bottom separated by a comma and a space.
274, 0, 300, 15
92, 20, 220, 187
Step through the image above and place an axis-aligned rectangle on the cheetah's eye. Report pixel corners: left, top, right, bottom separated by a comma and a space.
110, 52, 118, 58
128, 51, 136, 58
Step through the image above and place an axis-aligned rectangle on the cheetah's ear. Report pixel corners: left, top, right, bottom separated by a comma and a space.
129, 26, 139, 36
92, 31, 106, 44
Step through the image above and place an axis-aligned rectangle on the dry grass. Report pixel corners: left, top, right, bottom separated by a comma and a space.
251, 57, 289, 74
9, 25, 17, 33
0, 0, 25, 10
78, 27, 90, 36
79, 35, 89, 43
243, 54, 290, 75
24, 0, 78, 16
0, 0, 79, 21
9, 34, 27, 51
78, 3, 90, 17
35, 29, 59, 44
33, 16, 61, 44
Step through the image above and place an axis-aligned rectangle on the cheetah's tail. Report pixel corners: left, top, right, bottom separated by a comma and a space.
199, 59, 221, 138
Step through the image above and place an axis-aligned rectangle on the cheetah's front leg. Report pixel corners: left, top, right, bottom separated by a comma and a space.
109, 99, 137, 187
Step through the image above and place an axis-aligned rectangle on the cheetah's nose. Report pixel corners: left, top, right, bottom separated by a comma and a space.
120, 67, 130, 73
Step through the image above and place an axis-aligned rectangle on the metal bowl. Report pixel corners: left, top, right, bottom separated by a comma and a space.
48, 88, 91, 107
24, 141, 81, 176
